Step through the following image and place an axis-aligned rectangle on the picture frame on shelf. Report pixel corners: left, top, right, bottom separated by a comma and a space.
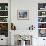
17, 10, 29, 20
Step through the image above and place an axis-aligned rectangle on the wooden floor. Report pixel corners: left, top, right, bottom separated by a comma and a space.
0, 45, 8, 46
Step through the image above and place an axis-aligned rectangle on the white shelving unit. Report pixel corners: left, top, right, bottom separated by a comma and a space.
0, 3, 9, 45
38, 3, 46, 37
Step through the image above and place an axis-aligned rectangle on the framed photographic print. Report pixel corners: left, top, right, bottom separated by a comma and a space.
17, 10, 29, 20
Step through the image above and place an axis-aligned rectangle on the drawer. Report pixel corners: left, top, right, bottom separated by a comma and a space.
0, 37, 8, 45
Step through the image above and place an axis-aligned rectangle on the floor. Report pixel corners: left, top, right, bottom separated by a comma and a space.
0, 45, 8, 46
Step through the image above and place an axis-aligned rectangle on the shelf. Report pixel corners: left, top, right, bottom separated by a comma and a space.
0, 16, 8, 17
38, 10, 46, 11
0, 22, 8, 23
38, 28, 46, 29
38, 15, 46, 17
0, 10, 8, 11
38, 22, 46, 23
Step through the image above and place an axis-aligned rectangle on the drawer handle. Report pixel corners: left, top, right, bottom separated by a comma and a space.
43, 39, 45, 40
1, 39, 3, 40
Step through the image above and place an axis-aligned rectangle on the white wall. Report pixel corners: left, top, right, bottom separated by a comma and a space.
11, 0, 46, 46
0, 0, 8, 3
11, 0, 38, 30
11, 0, 46, 30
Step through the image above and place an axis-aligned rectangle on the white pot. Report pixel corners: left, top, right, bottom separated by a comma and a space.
21, 40, 25, 46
